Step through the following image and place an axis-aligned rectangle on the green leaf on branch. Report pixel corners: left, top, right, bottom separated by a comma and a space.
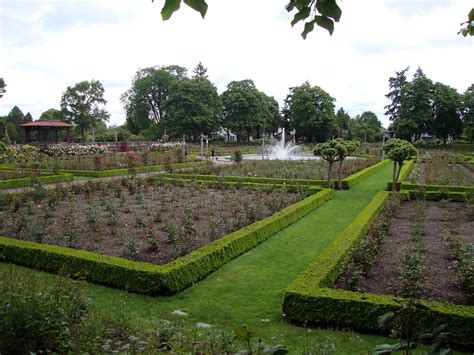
183, 0, 208, 18
316, 0, 342, 22
302, 20, 316, 39
314, 15, 335, 35
291, 6, 311, 27
161, 0, 181, 20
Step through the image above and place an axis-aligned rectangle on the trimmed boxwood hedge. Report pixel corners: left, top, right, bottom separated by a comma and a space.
386, 159, 415, 191
0, 187, 334, 295
164, 173, 330, 188
0, 173, 74, 189
167, 159, 390, 190
340, 159, 389, 189
60, 161, 206, 177
282, 191, 474, 347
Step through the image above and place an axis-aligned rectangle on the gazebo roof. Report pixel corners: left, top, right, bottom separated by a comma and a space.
21, 120, 73, 128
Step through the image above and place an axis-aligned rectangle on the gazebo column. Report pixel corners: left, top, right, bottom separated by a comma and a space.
25, 127, 31, 143
66, 128, 71, 143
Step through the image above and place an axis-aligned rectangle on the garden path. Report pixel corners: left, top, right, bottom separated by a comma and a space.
0, 163, 394, 351
90, 163, 393, 346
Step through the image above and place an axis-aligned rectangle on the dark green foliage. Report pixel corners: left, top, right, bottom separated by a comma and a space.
163, 77, 222, 138
233, 150, 243, 163
39, 108, 65, 121
383, 139, 417, 191
349, 111, 383, 143
0, 187, 334, 295
458, 8, 474, 37
221, 80, 280, 141
282, 191, 474, 347
0, 78, 5, 99
431, 82, 464, 143
385, 67, 409, 124
121, 66, 182, 134
284, 82, 336, 142
374, 300, 453, 355
0, 269, 87, 354
60, 80, 109, 142
445, 232, 474, 304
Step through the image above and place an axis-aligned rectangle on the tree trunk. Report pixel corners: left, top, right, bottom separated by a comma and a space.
392, 161, 397, 191
327, 161, 333, 188
393, 161, 404, 192
81, 127, 85, 143
337, 159, 344, 189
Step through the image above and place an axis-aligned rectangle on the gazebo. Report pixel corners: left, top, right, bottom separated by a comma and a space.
21, 121, 73, 144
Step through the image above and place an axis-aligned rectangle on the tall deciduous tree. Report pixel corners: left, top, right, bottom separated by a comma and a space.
350, 111, 383, 143
60, 80, 110, 142
463, 84, 474, 143
431, 82, 463, 143
335, 108, 350, 137
39, 108, 65, 121
121, 66, 185, 134
284, 82, 336, 142
162, 77, 222, 138
221, 80, 270, 141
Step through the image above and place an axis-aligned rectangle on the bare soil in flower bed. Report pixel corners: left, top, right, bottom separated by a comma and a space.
335, 200, 474, 305
0, 179, 307, 265
410, 162, 474, 186
183, 157, 378, 180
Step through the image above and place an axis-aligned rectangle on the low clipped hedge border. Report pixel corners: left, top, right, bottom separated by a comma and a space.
400, 182, 474, 202
282, 191, 474, 346
386, 159, 415, 191
60, 161, 206, 177
341, 159, 389, 189
167, 158, 390, 190
0, 187, 334, 295
0, 173, 74, 189
163, 173, 329, 188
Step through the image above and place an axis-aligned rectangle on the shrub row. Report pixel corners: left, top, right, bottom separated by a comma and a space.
0, 173, 74, 189
341, 159, 389, 189
0, 187, 334, 295
282, 191, 474, 347
164, 173, 330, 188
60, 161, 206, 177
168, 159, 391, 189
386, 159, 415, 191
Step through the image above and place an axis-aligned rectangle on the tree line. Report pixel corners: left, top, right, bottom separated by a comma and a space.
5, 64, 473, 144
385, 67, 474, 143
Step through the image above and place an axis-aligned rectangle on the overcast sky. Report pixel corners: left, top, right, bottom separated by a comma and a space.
0, 0, 472, 128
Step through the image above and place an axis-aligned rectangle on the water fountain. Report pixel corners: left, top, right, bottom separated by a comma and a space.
243, 128, 320, 161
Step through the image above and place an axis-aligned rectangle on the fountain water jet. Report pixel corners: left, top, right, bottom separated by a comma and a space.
243, 128, 320, 161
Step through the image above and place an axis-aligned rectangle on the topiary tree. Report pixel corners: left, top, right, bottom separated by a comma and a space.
314, 140, 339, 188
383, 138, 418, 191
335, 138, 359, 189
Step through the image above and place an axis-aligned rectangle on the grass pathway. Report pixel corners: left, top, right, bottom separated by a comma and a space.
1, 164, 394, 352
86, 163, 393, 352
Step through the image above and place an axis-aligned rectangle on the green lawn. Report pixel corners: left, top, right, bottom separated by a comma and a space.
0, 164, 402, 353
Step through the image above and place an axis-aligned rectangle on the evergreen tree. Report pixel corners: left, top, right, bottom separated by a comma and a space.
384, 67, 409, 123
0, 78, 6, 99
192, 62, 208, 78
